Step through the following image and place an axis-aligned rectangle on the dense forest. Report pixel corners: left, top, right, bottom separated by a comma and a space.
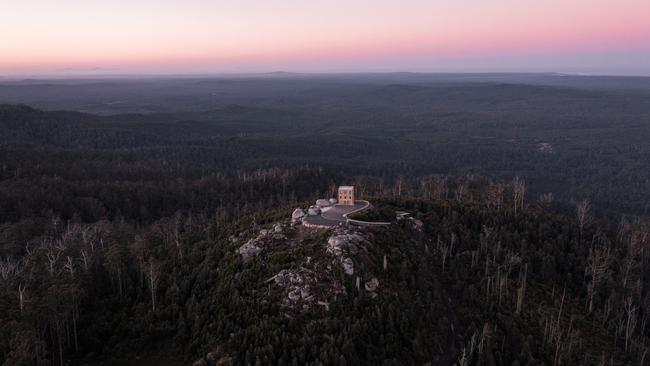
1, 74, 649, 365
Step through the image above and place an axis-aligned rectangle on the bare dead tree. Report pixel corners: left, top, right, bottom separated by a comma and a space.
497, 269, 507, 307
174, 213, 184, 260
470, 250, 478, 268
478, 323, 491, 359
516, 264, 528, 315
585, 242, 612, 313
624, 296, 638, 352
145, 260, 161, 312
455, 181, 469, 204
548, 288, 567, 366
18, 283, 26, 314
51, 216, 61, 234
105, 240, 126, 298
54, 238, 66, 252
378, 177, 386, 196
419, 176, 432, 200
441, 244, 449, 272
617, 217, 632, 243
576, 199, 591, 240
487, 182, 506, 210
505, 252, 522, 278
354, 177, 367, 200
24, 243, 33, 256
328, 182, 337, 198
556, 287, 565, 334
130, 235, 147, 290
480, 226, 494, 255
80, 225, 92, 248
395, 176, 404, 197
46, 246, 62, 277
621, 231, 643, 290
468, 331, 479, 361
0, 257, 20, 281
512, 177, 526, 216
80, 249, 90, 271
63, 256, 75, 279
604, 293, 614, 322
537, 192, 554, 210
450, 232, 457, 256
457, 347, 469, 366
431, 175, 447, 201
71, 295, 79, 352
640, 348, 648, 366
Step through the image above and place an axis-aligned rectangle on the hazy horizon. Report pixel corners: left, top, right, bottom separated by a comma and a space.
2, 69, 650, 81
2, 0, 649, 77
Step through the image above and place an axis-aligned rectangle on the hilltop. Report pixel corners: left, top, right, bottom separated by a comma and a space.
2, 192, 648, 365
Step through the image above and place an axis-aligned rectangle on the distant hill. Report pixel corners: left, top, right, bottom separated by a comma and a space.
1, 94, 648, 216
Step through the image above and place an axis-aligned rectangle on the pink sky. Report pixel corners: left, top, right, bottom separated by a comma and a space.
1, 0, 649, 75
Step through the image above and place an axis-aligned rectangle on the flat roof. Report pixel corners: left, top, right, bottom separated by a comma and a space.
339, 186, 354, 189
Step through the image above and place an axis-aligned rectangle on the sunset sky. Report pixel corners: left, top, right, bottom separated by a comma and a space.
1, 0, 649, 76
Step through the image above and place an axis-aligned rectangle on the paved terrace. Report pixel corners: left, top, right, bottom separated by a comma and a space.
303, 200, 389, 228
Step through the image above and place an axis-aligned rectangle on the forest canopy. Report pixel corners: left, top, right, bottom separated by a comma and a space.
1, 74, 649, 365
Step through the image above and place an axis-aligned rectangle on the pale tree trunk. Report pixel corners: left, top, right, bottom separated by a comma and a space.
432, 176, 447, 201
146, 260, 161, 312
512, 177, 525, 216
487, 182, 505, 210
515, 264, 527, 315
624, 296, 638, 352
395, 176, 404, 198
576, 199, 591, 240
72, 296, 79, 352
455, 182, 468, 204
18, 284, 26, 314
586, 243, 611, 313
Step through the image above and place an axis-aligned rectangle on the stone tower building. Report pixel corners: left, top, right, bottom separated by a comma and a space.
338, 186, 355, 205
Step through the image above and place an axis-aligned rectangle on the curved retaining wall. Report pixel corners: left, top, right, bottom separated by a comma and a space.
343, 200, 391, 226
346, 218, 391, 226
302, 220, 337, 229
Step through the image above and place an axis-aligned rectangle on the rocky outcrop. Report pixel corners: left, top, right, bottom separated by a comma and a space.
341, 257, 354, 276
326, 229, 366, 276
215, 357, 233, 366
237, 223, 288, 260
240, 221, 378, 314
291, 208, 306, 224
365, 277, 379, 292
326, 232, 364, 256
237, 239, 262, 261
193, 360, 208, 366
269, 268, 318, 306
192, 346, 232, 366
316, 199, 331, 207
271, 223, 285, 239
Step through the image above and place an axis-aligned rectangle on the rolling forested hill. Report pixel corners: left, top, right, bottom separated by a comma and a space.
1, 74, 649, 365
1, 74, 649, 217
